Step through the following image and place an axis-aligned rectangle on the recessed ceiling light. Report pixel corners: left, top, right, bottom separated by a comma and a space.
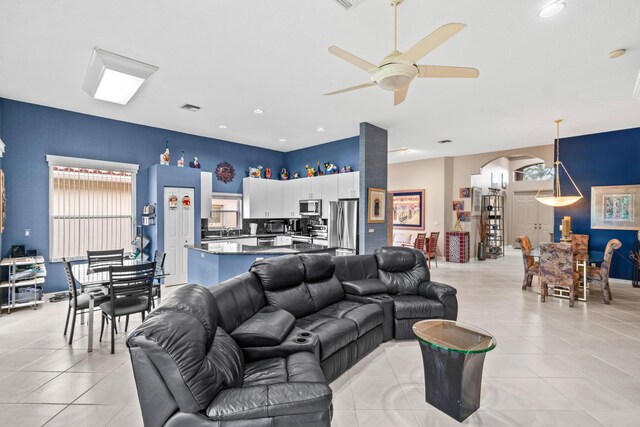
538, 1, 566, 18
218, 124, 228, 129
316, 127, 325, 133
82, 48, 158, 105
609, 49, 626, 59
279, 138, 287, 142
253, 108, 264, 114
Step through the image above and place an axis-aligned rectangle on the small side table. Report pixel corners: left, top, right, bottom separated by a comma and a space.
413, 320, 496, 422
445, 231, 470, 263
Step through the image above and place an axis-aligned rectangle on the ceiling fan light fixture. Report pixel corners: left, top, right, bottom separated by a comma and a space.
538, 1, 567, 18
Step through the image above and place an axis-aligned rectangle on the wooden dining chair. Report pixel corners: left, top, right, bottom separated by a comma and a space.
586, 239, 622, 304
62, 259, 110, 344
412, 233, 427, 253
87, 249, 124, 273
426, 232, 439, 268
516, 235, 539, 290
540, 242, 580, 307
571, 234, 589, 259
100, 262, 155, 354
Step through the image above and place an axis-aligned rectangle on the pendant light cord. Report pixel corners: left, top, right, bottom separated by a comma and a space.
555, 119, 562, 198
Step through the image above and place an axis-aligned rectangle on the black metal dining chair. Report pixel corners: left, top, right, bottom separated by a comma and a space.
99, 262, 155, 354
151, 250, 166, 308
87, 249, 124, 273
63, 259, 110, 344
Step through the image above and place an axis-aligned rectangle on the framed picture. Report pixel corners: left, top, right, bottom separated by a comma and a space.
471, 187, 482, 217
367, 187, 386, 223
390, 190, 425, 229
591, 185, 640, 230
459, 187, 471, 198
458, 211, 471, 222
501, 174, 507, 189
452, 200, 464, 211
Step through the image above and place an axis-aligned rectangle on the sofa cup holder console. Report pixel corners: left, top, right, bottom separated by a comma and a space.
298, 331, 313, 338
294, 337, 309, 344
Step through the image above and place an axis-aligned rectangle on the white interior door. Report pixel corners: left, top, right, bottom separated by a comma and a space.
537, 200, 554, 244
513, 193, 539, 247
164, 187, 195, 285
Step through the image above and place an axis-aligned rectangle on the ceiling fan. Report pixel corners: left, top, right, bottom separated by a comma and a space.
325, 0, 479, 106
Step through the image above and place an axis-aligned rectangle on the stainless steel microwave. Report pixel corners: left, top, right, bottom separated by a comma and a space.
299, 199, 321, 216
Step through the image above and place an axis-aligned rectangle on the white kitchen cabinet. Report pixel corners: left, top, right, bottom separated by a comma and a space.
275, 236, 292, 246
320, 174, 338, 219
243, 178, 282, 218
200, 171, 213, 219
300, 177, 322, 200
242, 178, 268, 218
266, 179, 283, 218
338, 171, 360, 199
282, 180, 300, 218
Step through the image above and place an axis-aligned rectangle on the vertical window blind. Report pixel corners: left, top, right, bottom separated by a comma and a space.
49, 161, 136, 261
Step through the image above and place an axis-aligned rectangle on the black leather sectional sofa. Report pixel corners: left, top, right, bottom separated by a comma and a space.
127, 246, 457, 427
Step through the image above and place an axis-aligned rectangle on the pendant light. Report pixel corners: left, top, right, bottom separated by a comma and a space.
535, 119, 583, 207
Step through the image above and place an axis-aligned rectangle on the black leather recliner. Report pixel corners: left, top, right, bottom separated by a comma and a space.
127, 285, 332, 427
229, 254, 384, 381
334, 246, 458, 339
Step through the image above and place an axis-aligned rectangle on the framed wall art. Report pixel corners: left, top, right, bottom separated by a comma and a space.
390, 189, 425, 229
459, 187, 471, 198
471, 187, 482, 217
452, 200, 464, 211
591, 185, 640, 230
367, 187, 386, 223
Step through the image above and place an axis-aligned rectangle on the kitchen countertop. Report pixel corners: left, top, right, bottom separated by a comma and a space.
201, 233, 314, 241
187, 242, 337, 255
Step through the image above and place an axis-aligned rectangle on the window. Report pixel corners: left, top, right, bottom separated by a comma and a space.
208, 193, 242, 229
514, 163, 554, 182
47, 156, 138, 261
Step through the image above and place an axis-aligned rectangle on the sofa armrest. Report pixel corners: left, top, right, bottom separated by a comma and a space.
418, 281, 458, 321
206, 382, 332, 421
241, 328, 321, 362
342, 279, 388, 296
230, 306, 295, 347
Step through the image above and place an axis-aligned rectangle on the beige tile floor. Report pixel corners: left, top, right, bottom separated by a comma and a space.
1, 248, 639, 426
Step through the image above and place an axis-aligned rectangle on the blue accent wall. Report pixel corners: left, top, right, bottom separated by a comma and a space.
0, 99, 285, 292
283, 136, 359, 177
554, 127, 640, 280
359, 123, 388, 254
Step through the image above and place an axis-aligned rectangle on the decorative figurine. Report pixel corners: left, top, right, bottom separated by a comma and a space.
292, 171, 301, 179
305, 164, 315, 177
160, 139, 170, 165
249, 165, 263, 178
189, 156, 201, 169
344, 165, 352, 173
324, 162, 338, 174
316, 162, 324, 176
177, 150, 185, 168
280, 168, 289, 180
265, 167, 272, 179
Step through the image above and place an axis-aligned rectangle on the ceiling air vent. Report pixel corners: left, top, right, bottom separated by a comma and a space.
180, 104, 201, 112
438, 139, 453, 144
334, 0, 365, 11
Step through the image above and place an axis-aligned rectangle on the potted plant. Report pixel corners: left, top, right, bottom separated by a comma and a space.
476, 216, 487, 261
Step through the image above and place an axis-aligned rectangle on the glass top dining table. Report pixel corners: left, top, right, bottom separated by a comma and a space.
71, 258, 168, 353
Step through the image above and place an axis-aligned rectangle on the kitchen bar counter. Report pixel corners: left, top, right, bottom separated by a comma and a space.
189, 242, 335, 255
187, 243, 337, 287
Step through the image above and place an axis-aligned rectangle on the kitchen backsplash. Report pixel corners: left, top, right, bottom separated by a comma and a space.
201, 217, 326, 239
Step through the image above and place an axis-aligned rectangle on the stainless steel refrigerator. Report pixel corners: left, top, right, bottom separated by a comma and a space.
329, 200, 358, 255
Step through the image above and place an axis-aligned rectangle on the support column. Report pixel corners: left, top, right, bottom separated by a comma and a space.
359, 122, 388, 254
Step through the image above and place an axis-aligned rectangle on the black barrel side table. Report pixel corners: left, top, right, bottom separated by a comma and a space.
412, 319, 496, 422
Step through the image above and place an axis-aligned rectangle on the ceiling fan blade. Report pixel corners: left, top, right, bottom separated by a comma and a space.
328, 45, 378, 73
324, 82, 377, 96
394, 86, 409, 106
418, 65, 479, 78
398, 23, 466, 64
